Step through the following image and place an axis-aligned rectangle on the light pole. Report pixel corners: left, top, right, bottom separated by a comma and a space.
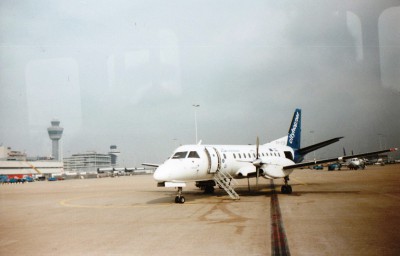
193, 104, 200, 143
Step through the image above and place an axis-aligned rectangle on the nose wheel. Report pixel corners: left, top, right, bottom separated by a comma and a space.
174, 187, 185, 204
281, 176, 292, 194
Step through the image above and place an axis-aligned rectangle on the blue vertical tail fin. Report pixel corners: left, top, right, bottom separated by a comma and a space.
286, 109, 343, 163
287, 109, 302, 161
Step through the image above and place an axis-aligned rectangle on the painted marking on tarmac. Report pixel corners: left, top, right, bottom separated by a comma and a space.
380, 193, 400, 200
270, 180, 291, 256
59, 195, 233, 209
290, 177, 308, 186
59, 195, 175, 209
362, 189, 400, 200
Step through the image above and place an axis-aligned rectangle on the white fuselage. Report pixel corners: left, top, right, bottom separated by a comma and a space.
153, 143, 296, 183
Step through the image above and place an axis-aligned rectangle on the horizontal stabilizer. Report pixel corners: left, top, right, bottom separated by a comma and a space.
297, 137, 343, 156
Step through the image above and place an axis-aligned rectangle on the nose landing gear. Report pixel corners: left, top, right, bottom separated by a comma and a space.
174, 187, 185, 204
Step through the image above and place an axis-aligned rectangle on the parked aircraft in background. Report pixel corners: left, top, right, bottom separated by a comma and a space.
97, 167, 146, 175
144, 109, 397, 203
342, 148, 366, 170
347, 158, 366, 170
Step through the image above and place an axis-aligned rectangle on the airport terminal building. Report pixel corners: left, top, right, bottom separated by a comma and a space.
63, 152, 111, 174
1, 122, 116, 178
0, 146, 63, 178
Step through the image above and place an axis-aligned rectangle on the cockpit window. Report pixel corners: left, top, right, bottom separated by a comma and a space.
188, 151, 200, 158
172, 152, 188, 159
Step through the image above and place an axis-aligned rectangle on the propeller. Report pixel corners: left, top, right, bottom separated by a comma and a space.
254, 137, 262, 189
239, 136, 263, 191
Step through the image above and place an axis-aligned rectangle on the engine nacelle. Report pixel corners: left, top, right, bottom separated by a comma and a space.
260, 164, 286, 179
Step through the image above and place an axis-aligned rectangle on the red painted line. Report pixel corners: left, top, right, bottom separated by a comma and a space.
270, 180, 291, 256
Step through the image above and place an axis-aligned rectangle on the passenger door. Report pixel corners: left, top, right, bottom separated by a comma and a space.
205, 147, 221, 174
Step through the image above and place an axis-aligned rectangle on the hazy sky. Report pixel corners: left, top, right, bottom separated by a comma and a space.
1, 1, 399, 165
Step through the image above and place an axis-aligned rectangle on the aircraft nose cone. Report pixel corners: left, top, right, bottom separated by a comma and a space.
153, 165, 169, 182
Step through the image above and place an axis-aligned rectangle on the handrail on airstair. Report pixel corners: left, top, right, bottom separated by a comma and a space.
213, 170, 240, 200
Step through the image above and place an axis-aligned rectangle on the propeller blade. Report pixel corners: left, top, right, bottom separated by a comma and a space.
256, 136, 260, 189
256, 136, 259, 158
256, 167, 259, 189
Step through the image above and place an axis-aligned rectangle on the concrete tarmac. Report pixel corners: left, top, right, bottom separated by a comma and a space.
1, 165, 400, 255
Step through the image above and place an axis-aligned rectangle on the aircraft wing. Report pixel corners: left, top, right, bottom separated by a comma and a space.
283, 148, 398, 170
142, 163, 160, 168
125, 167, 145, 171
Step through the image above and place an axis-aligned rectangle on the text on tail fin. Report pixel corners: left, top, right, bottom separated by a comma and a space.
287, 108, 302, 150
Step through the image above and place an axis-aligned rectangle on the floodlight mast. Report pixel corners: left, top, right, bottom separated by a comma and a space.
193, 104, 200, 143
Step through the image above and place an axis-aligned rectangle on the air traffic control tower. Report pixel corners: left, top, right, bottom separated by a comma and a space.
47, 120, 64, 161
108, 145, 120, 167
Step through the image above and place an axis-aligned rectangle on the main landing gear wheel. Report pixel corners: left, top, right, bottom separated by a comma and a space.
281, 176, 293, 194
281, 185, 292, 194
175, 196, 185, 204
204, 185, 215, 194
175, 187, 185, 204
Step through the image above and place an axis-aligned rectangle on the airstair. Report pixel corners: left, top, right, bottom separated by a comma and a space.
213, 170, 240, 200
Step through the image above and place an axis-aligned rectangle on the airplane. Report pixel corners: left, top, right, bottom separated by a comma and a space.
342, 148, 366, 170
144, 109, 398, 203
97, 167, 147, 175
347, 158, 366, 170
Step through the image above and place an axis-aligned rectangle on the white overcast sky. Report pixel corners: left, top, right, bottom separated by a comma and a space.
1, 1, 399, 165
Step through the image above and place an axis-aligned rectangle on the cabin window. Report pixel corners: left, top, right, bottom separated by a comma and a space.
243, 153, 246, 159
233, 153, 236, 159
188, 151, 200, 158
238, 153, 242, 159
223, 153, 226, 159
253, 153, 256, 158
248, 153, 251, 158
172, 152, 188, 159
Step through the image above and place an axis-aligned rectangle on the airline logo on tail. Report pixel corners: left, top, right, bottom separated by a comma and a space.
288, 111, 300, 144
287, 108, 301, 153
